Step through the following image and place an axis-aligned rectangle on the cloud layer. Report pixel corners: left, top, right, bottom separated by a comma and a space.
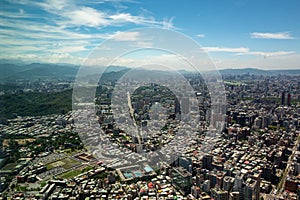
0, 0, 299, 69
0, 0, 174, 64
250, 32, 295, 39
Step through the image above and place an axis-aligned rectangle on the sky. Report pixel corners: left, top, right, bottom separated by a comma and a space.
0, 0, 300, 70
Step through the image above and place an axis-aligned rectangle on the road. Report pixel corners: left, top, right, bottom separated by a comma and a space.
127, 91, 142, 152
277, 132, 300, 195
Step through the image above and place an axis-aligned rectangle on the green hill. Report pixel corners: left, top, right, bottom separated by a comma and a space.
0, 89, 72, 118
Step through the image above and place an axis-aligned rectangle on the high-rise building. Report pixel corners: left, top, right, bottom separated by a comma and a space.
216, 171, 226, 189
244, 177, 260, 200
170, 167, 192, 196
202, 180, 211, 193
251, 173, 261, 200
211, 187, 228, 200
233, 173, 244, 199
229, 192, 240, 200
178, 157, 193, 172
181, 97, 190, 122
203, 154, 213, 170
223, 176, 235, 192
196, 174, 203, 187
287, 93, 291, 106
209, 172, 217, 188
281, 92, 285, 105
191, 186, 201, 199
262, 165, 274, 182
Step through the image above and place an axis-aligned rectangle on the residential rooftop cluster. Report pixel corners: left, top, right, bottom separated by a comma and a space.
0, 72, 299, 199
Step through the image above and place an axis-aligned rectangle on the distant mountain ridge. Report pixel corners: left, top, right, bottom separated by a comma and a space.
219, 68, 300, 75
0, 63, 79, 82
0, 63, 131, 83
1, 61, 299, 83
219, 68, 269, 75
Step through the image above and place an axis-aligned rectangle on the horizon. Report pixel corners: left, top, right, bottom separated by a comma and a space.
1, 60, 300, 72
3, 59, 300, 71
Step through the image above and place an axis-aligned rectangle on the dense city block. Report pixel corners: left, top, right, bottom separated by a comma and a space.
0, 70, 300, 200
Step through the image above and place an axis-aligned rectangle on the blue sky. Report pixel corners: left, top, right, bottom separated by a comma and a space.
0, 0, 299, 69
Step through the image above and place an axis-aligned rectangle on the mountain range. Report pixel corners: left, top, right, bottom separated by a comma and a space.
0, 62, 299, 83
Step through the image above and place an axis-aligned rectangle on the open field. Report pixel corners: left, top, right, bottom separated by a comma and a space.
46, 157, 80, 170
58, 165, 93, 179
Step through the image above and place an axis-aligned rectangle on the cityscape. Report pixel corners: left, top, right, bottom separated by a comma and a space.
0, 67, 300, 199
1, 0, 300, 200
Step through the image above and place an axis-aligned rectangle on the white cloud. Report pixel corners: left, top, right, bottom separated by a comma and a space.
34, 0, 172, 29
0, 52, 84, 65
203, 46, 249, 53
0, 0, 177, 61
50, 46, 88, 53
110, 13, 144, 24
203, 46, 295, 58
1, 0, 298, 71
64, 7, 109, 27
0, 18, 110, 40
112, 31, 140, 41
250, 32, 295, 39
196, 34, 205, 38
237, 51, 295, 57
0, 45, 46, 53
37, 0, 69, 12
